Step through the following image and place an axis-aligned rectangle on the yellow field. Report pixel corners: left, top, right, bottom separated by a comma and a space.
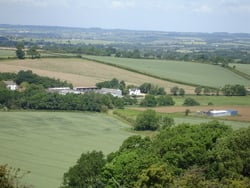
0, 58, 195, 93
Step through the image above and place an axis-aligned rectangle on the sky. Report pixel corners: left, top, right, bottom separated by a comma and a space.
0, 0, 250, 33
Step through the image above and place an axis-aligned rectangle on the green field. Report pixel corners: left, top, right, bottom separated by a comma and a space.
173, 95, 250, 106
0, 49, 15, 57
230, 63, 250, 76
0, 112, 134, 188
83, 55, 250, 87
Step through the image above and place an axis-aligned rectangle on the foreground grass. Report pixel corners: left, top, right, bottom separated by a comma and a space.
0, 111, 134, 188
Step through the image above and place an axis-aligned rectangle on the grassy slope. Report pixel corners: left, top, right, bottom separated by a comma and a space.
0, 112, 134, 188
83, 55, 250, 87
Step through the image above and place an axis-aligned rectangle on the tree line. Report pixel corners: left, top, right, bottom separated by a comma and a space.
61, 121, 250, 188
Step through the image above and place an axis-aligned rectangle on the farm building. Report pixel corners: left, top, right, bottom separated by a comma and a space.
207, 110, 238, 117
98, 88, 122, 98
129, 88, 142, 96
3, 80, 18, 90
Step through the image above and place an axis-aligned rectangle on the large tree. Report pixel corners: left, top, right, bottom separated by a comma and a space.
15, 42, 25, 59
61, 151, 106, 188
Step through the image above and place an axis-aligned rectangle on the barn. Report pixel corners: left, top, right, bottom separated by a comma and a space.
207, 110, 238, 117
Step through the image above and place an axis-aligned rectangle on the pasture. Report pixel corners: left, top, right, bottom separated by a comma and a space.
0, 58, 195, 93
0, 112, 134, 188
82, 55, 250, 87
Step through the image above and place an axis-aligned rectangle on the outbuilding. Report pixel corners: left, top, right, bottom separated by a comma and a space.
207, 110, 238, 117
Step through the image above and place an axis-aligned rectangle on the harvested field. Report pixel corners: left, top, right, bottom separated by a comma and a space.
0, 58, 195, 93
131, 106, 250, 122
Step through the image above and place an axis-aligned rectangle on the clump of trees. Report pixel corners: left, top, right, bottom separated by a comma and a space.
194, 85, 247, 96
170, 86, 185, 96
139, 83, 166, 95
61, 121, 250, 187
222, 84, 247, 96
135, 109, 174, 131
140, 94, 175, 107
0, 70, 72, 88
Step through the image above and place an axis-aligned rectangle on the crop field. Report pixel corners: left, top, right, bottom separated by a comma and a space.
0, 112, 134, 188
0, 58, 195, 93
82, 55, 250, 87
230, 63, 250, 76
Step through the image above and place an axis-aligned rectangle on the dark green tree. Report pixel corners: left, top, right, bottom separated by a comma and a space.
195, 86, 202, 95
15, 42, 25, 59
170, 86, 179, 96
135, 109, 160, 131
140, 94, 157, 107
179, 88, 185, 96
157, 95, 175, 106
183, 98, 200, 106
61, 151, 106, 188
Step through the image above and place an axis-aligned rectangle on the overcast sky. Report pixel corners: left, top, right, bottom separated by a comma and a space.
0, 0, 250, 33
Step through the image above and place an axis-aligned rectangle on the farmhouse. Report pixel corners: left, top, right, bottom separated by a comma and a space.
129, 88, 142, 96
207, 110, 238, 117
3, 80, 18, 90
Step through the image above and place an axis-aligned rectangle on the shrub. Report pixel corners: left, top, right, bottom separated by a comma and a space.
183, 98, 200, 106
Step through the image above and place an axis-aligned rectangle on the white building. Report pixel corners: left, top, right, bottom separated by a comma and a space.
129, 88, 142, 96
207, 110, 237, 117
3, 81, 18, 90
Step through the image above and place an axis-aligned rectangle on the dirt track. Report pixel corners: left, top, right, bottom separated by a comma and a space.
131, 106, 250, 122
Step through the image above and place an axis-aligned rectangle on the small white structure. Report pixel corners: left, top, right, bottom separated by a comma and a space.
129, 88, 142, 96
3, 81, 18, 90
99, 88, 123, 98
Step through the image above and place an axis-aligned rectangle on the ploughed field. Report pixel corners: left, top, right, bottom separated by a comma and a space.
0, 112, 134, 188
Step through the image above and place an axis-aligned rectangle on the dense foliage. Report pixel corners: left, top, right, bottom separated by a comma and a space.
135, 109, 174, 131
0, 83, 125, 112
61, 151, 106, 188
183, 97, 200, 106
0, 70, 72, 88
140, 94, 175, 107
139, 83, 166, 95
62, 121, 250, 187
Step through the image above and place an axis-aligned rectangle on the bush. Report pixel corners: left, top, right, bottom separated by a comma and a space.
135, 109, 160, 131
183, 98, 200, 106
140, 95, 157, 107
